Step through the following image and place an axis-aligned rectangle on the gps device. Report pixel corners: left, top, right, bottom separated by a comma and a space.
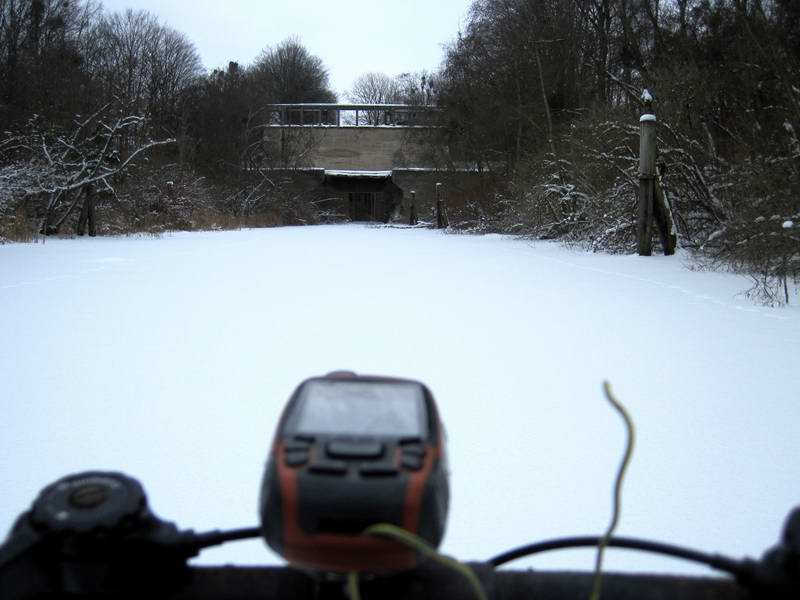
259, 372, 449, 574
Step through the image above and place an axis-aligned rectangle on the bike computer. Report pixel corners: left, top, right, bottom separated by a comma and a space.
259, 372, 449, 574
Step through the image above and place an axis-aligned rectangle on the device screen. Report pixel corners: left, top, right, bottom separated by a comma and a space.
291, 380, 427, 437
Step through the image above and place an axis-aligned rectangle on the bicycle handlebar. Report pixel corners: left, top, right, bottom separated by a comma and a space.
3, 561, 751, 600
2, 474, 798, 599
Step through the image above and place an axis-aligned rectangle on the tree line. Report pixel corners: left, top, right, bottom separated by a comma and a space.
0, 1, 438, 239
0, 0, 345, 238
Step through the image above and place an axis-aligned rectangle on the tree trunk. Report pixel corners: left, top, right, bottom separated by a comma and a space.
87, 186, 96, 237
593, 0, 612, 105
514, 60, 523, 174
40, 191, 61, 236
533, 43, 556, 158
76, 192, 90, 236
76, 185, 97, 236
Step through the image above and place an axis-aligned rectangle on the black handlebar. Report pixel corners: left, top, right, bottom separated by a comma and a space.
159, 564, 756, 600
2, 561, 751, 600
1, 470, 798, 599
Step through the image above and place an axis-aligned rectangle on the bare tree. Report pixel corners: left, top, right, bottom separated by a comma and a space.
85, 9, 201, 139
395, 71, 438, 105
143, 23, 203, 136
0, 0, 103, 128
0, 102, 175, 235
348, 72, 400, 124
250, 36, 335, 103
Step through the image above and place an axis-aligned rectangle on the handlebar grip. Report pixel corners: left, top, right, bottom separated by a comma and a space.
493, 569, 746, 600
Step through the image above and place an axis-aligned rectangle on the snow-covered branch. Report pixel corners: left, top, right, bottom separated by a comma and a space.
3, 102, 177, 235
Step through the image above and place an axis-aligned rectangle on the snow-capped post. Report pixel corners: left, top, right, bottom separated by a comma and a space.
638, 91, 657, 255
637, 90, 676, 256
410, 190, 418, 225
435, 182, 448, 229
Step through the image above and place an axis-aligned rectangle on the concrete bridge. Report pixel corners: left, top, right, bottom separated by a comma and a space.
261, 103, 477, 223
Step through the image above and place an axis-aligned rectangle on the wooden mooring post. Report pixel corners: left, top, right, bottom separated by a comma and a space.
637, 94, 676, 256
435, 182, 449, 229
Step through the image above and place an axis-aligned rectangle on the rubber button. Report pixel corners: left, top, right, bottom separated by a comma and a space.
401, 455, 423, 471
285, 441, 311, 453
399, 437, 423, 446
68, 484, 110, 509
310, 462, 348, 476
400, 444, 426, 457
359, 464, 399, 477
327, 440, 384, 459
285, 450, 309, 467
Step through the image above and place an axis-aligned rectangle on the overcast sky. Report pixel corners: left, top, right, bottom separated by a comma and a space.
98, 0, 473, 99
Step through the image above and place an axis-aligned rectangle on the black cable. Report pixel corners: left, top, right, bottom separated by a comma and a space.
489, 536, 754, 579
189, 527, 262, 550
188, 529, 756, 580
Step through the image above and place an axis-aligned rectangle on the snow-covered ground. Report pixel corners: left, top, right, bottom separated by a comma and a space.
1, 225, 798, 577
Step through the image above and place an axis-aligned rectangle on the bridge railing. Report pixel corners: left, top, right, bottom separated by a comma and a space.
265, 103, 441, 128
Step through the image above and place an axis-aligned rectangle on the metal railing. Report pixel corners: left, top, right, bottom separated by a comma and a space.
264, 103, 441, 128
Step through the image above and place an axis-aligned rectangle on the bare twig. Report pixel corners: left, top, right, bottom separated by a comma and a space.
589, 382, 636, 600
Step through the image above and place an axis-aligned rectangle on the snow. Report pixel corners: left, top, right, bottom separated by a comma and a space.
639, 114, 657, 123
267, 103, 432, 109
783, 220, 794, 229
394, 167, 481, 173
641, 89, 653, 103
1, 226, 798, 578
325, 170, 392, 178
264, 124, 438, 129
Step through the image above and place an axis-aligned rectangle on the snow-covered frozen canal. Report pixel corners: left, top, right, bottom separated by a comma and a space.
1, 225, 798, 576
